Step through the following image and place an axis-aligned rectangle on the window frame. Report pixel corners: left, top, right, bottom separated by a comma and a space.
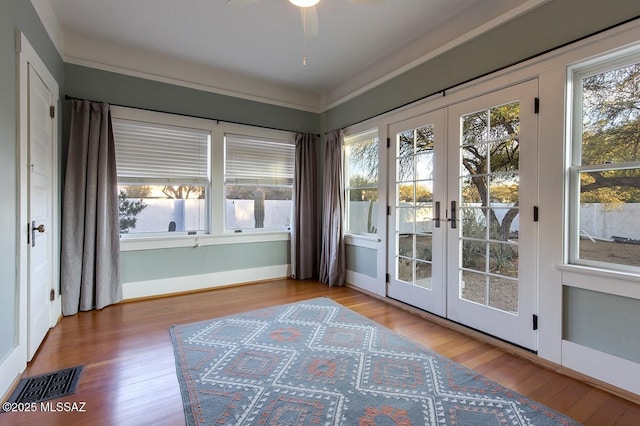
111, 106, 295, 246
343, 128, 380, 237
223, 133, 295, 233
567, 49, 640, 274
113, 117, 212, 237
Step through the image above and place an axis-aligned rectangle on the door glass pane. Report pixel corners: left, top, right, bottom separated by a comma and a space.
397, 257, 413, 283
489, 242, 518, 278
459, 102, 520, 313
461, 177, 483, 204
415, 205, 433, 234
416, 153, 434, 180
489, 276, 518, 313
461, 270, 487, 305
462, 240, 486, 272
461, 208, 487, 239
489, 209, 519, 241
398, 183, 415, 204
416, 261, 432, 290
395, 124, 435, 290
398, 234, 413, 257
416, 234, 432, 261
397, 208, 414, 234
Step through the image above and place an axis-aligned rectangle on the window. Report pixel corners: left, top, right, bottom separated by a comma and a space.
224, 134, 295, 231
344, 129, 379, 235
113, 118, 210, 236
569, 52, 640, 272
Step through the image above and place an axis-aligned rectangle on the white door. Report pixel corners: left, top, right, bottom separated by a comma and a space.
388, 109, 447, 315
27, 64, 55, 360
387, 81, 539, 350
446, 80, 539, 350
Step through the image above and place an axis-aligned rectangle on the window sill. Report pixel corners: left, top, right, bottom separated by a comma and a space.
556, 263, 640, 283
344, 233, 380, 249
120, 231, 290, 252
556, 263, 640, 300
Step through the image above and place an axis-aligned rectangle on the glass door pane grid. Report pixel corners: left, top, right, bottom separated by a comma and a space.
458, 103, 521, 314
395, 126, 434, 290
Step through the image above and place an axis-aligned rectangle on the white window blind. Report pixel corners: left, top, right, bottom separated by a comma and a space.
113, 118, 210, 184
225, 134, 295, 185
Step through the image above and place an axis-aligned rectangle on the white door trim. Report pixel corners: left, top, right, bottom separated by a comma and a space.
0, 31, 60, 399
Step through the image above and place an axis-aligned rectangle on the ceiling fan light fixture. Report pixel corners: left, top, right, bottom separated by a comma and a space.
289, 0, 319, 7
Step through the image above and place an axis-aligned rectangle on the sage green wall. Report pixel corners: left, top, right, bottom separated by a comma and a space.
323, 0, 640, 131
0, 1, 63, 362
64, 64, 319, 134
121, 241, 289, 283
563, 286, 640, 363
64, 64, 318, 284
345, 244, 376, 278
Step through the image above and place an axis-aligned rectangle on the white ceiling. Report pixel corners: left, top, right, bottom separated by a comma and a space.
42, 0, 542, 111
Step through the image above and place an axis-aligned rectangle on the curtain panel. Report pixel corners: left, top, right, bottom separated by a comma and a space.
60, 100, 121, 316
291, 132, 319, 280
319, 129, 346, 286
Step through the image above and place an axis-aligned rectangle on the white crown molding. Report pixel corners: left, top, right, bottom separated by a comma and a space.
63, 34, 324, 113
30, 0, 64, 57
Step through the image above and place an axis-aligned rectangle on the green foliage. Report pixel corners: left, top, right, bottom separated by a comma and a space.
398, 184, 432, 202
579, 63, 640, 203
118, 190, 147, 234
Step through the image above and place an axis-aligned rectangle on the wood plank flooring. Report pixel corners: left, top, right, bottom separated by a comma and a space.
3, 279, 639, 425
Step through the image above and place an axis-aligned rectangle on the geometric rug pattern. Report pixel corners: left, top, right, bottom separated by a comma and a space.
170, 298, 581, 426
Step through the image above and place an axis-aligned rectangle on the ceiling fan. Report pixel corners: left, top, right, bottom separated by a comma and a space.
227, 0, 382, 38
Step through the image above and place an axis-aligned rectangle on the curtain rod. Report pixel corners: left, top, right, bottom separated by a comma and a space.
337, 15, 640, 132
63, 95, 320, 137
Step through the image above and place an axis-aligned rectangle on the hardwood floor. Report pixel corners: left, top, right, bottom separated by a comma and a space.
3, 279, 639, 425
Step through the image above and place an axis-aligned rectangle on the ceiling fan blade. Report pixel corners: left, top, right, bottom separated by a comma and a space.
227, 0, 260, 6
301, 6, 319, 38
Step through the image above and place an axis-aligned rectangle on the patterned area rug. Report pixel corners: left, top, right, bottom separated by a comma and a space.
170, 298, 580, 426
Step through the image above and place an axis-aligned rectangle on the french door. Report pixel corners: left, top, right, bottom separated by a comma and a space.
388, 110, 447, 316
388, 81, 539, 350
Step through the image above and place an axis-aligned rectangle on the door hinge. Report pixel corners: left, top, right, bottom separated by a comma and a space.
27, 221, 31, 245
386, 137, 390, 148
533, 314, 539, 330
533, 206, 539, 222
387, 205, 391, 216
534, 97, 540, 114
49, 105, 55, 118
385, 273, 390, 283
50, 289, 55, 301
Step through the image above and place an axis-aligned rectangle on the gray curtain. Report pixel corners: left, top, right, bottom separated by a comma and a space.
61, 100, 121, 316
292, 133, 319, 280
319, 129, 346, 286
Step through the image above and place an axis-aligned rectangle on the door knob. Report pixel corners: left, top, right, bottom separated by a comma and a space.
31, 221, 45, 247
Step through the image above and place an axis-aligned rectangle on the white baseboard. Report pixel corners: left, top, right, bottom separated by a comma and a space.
122, 264, 290, 300
345, 270, 385, 297
0, 347, 26, 402
562, 340, 640, 396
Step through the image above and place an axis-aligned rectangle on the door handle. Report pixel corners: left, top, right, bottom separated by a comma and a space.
450, 201, 457, 229
31, 220, 45, 247
434, 201, 441, 228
